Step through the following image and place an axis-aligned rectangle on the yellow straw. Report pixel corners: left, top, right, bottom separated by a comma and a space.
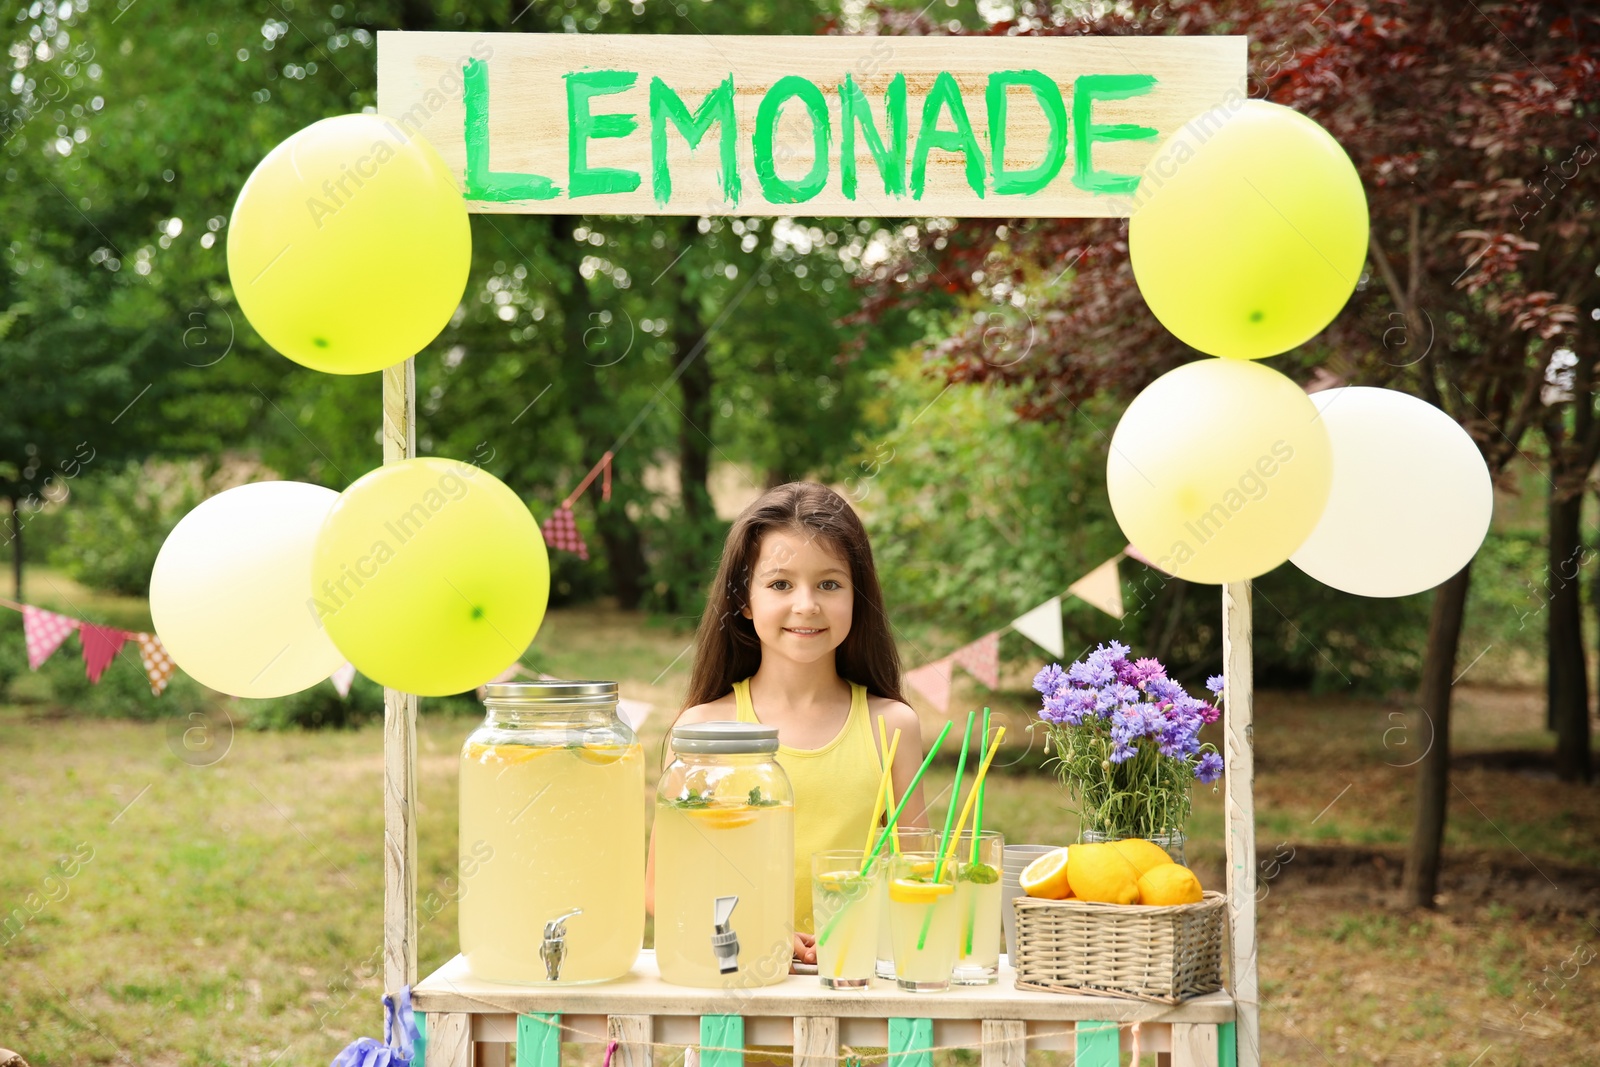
877, 716, 902, 855
860, 728, 901, 864
934, 726, 1006, 881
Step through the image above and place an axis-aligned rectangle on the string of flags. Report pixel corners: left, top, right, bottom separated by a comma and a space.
541, 451, 613, 562
2, 597, 355, 699
902, 547, 1130, 713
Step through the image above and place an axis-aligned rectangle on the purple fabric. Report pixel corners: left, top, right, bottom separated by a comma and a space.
330, 987, 416, 1067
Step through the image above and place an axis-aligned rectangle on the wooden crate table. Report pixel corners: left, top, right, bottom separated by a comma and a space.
412, 950, 1237, 1067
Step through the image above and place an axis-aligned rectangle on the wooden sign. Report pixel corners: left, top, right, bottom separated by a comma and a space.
376, 32, 1245, 218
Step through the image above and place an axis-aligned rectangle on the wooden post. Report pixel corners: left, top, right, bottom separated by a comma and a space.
383, 358, 420, 995
1222, 581, 1258, 1067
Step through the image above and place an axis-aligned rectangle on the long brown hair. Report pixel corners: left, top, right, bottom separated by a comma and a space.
679, 482, 906, 713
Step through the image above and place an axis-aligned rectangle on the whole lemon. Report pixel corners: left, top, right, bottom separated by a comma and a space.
1138, 863, 1204, 906
1109, 838, 1176, 878
1065, 842, 1142, 905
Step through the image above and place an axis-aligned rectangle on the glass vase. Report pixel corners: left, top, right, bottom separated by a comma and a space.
1079, 828, 1187, 866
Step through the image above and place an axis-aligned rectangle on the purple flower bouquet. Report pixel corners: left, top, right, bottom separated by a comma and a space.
1033, 641, 1224, 840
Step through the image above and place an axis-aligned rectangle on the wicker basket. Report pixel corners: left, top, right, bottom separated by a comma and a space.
1012, 891, 1226, 1004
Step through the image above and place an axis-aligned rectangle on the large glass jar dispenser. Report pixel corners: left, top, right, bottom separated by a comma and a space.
459, 680, 645, 984
654, 721, 794, 988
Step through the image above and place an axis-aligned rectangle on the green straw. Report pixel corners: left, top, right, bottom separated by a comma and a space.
970, 707, 992, 866
934, 710, 976, 879
919, 711, 974, 951
860, 718, 953, 875
818, 720, 954, 948
964, 706, 992, 957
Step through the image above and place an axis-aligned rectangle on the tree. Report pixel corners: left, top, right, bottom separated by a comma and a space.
855, 0, 1596, 905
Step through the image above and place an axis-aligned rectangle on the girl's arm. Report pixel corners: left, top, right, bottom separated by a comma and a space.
876, 701, 929, 829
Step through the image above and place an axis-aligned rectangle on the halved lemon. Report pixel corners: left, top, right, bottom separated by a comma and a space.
463, 742, 548, 765
683, 805, 758, 830
1019, 847, 1073, 900
889, 878, 955, 905
571, 743, 634, 766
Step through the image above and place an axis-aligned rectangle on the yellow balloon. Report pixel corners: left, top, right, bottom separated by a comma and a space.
311, 458, 549, 696
1129, 101, 1368, 360
1107, 359, 1332, 584
227, 114, 470, 374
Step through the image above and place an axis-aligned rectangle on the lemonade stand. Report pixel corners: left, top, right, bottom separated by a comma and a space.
176, 19, 1435, 1064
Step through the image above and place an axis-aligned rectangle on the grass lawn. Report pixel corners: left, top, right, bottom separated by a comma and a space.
1, 601, 1596, 1066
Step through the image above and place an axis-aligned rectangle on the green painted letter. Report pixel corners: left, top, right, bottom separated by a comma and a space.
462, 58, 561, 201
911, 71, 986, 200
987, 70, 1067, 196
840, 73, 907, 200
566, 69, 642, 198
1071, 73, 1158, 195
650, 75, 740, 207
753, 75, 831, 205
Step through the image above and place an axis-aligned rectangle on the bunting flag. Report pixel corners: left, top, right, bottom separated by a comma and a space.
1122, 542, 1171, 576
950, 631, 1002, 689
542, 451, 616, 560
905, 657, 955, 713
132, 632, 177, 696
1010, 595, 1065, 658
1069, 554, 1126, 619
330, 661, 357, 698
22, 605, 79, 670
541, 504, 588, 561
79, 624, 130, 684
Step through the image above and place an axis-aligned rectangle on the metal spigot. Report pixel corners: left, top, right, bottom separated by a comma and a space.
711, 895, 740, 974
540, 907, 583, 981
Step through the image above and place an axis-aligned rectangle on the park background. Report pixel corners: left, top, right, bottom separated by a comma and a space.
0, 1, 1596, 1064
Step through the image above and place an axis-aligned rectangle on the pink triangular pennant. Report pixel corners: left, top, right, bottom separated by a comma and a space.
905, 657, 955, 714
23, 605, 79, 670
132, 632, 177, 696
950, 631, 1001, 690
541, 504, 588, 561
330, 662, 356, 698
80, 624, 130, 683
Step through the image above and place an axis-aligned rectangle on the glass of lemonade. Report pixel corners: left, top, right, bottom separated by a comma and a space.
950, 830, 1004, 985
459, 681, 645, 985
888, 850, 959, 992
811, 851, 883, 989
655, 722, 794, 989
875, 828, 936, 979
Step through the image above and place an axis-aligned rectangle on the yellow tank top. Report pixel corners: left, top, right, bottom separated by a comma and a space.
732, 677, 883, 933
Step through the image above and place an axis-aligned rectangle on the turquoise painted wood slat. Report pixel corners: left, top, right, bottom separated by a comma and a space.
414, 1012, 428, 1067
887, 1018, 933, 1067
518, 1013, 562, 1067
1218, 1021, 1238, 1067
1074, 1020, 1119, 1067
699, 1014, 744, 1067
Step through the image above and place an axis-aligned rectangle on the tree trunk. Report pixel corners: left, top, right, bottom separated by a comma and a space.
1401, 560, 1473, 909
549, 214, 649, 609
9, 508, 20, 601
1548, 487, 1592, 782
673, 218, 714, 531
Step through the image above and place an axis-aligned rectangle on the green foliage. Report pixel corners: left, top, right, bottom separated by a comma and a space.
47, 461, 205, 596
239, 673, 385, 732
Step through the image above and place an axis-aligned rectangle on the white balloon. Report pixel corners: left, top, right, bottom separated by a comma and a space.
151, 481, 346, 697
1290, 387, 1493, 597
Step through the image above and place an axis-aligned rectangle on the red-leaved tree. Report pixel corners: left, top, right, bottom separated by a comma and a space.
853, 0, 1597, 907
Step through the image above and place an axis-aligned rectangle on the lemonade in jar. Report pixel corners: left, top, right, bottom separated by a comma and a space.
654, 722, 793, 989
459, 680, 645, 985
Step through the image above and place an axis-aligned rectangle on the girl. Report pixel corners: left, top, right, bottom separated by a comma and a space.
646, 481, 927, 966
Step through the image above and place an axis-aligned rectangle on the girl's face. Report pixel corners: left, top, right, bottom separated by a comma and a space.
741, 528, 854, 663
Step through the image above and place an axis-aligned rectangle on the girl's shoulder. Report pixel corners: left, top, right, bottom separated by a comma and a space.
679, 690, 740, 724
865, 693, 918, 731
